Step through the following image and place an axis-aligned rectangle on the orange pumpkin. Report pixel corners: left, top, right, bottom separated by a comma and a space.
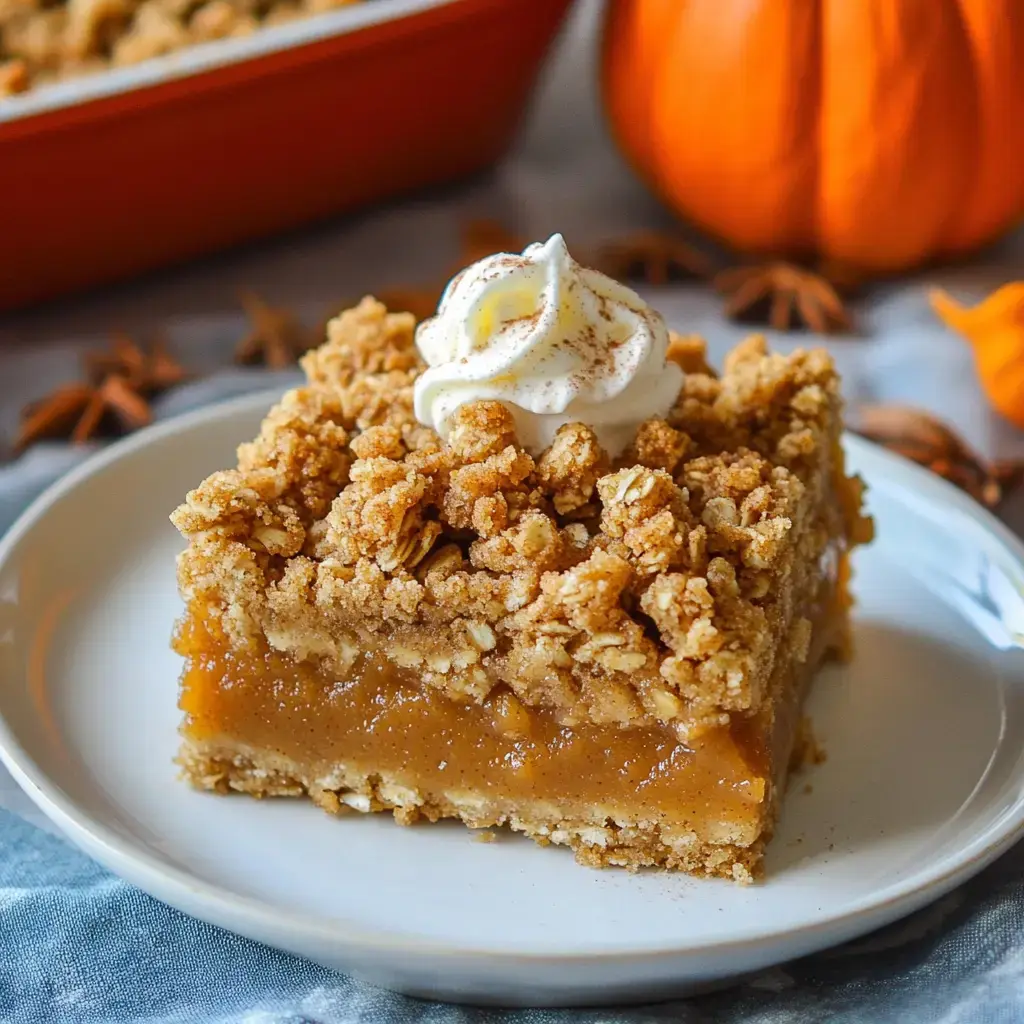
601, 0, 1024, 274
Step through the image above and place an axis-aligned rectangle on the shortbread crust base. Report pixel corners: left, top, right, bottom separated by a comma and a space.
178, 742, 772, 882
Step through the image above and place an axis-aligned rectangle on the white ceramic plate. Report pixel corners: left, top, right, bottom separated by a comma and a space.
2, 391, 1024, 1007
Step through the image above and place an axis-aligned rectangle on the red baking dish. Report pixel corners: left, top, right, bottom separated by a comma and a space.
0, 0, 574, 311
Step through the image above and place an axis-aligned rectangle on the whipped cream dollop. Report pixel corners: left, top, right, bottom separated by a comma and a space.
413, 233, 683, 456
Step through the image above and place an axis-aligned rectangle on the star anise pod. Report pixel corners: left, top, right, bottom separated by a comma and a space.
235, 292, 313, 369
592, 231, 715, 284
852, 403, 1024, 508
15, 375, 152, 452
83, 331, 189, 393
714, 262, 853, 334
14, 332, 190, 453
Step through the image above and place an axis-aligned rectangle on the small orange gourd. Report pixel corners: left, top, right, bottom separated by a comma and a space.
601, 0, 1024, 275
931, 285, 1024, 429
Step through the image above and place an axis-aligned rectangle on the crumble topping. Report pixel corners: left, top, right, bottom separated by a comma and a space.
172, 296, 872, 730
535, 421, 608, 516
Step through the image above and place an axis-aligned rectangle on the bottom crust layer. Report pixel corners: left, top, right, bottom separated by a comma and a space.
177, 742, 776, 882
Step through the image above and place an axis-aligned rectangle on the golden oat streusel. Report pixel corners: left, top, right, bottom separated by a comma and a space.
173, 297, 869, 729
171, 295, 871, 880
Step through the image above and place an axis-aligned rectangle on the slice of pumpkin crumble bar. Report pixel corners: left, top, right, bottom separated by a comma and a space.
171, 234, 872, 882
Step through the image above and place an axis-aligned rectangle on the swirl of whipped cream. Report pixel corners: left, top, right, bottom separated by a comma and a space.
413, 234, 683, 456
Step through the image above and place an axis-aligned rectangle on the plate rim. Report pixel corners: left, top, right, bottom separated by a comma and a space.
1, 390, 1024, 967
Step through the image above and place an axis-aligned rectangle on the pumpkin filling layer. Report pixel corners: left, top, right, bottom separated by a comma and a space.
178, 612, 777, 828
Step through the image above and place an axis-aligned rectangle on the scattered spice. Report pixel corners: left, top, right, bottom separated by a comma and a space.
15, 332, 190, 451
931, 284, 1024, 430
83, 331, 190, 392
853, 403, 1024, 508
15, 377, 152, 450
235, 291, 313, 369
714, 262, 852, 334
592, 231, 714, 284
